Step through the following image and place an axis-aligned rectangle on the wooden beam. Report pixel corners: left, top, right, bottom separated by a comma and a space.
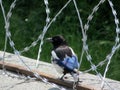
0, 61, 97, 90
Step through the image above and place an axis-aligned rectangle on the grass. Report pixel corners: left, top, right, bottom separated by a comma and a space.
0, 28, 120, 81
0, 1, 120, 81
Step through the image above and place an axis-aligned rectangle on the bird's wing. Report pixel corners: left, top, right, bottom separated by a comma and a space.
53, 46, 74, 60
51, 46, 78, 74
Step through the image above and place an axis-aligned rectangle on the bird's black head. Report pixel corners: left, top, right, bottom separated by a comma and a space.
46, 35, 67, 49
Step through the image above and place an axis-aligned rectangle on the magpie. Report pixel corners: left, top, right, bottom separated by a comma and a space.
47, 35, 80, 82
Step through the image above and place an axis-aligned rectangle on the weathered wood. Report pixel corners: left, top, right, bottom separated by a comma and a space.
0, 61, 97, 90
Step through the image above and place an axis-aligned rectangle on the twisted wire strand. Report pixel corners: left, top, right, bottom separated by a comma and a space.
0, 0, 7, 72
72, 0, 85, 71
79, 0, 116, 89
20, 0, 72, 54
36, 0, 50, 68
0, 0, 72, 89
0, 0, 17, 75
101, 0, 120, 88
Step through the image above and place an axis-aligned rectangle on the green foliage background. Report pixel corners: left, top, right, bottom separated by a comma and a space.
0, 0, 120, 81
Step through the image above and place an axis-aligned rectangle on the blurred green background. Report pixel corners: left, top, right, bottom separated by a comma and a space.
0, 0, 120, 81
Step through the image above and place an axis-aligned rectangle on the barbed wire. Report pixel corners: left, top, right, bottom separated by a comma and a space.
0, 0, 120, 90
20, 0, 72, 54
79, 0, 118, 89
71, 0, 116, 89
0, 0, 72, 90
36, 0, 51, 67
0, 0, 9, 73
72, 0, 87, 89
101, 0, 120, 88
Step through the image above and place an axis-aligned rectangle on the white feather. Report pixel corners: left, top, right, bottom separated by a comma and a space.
51, 50, 59, 59
69, 47, 76, 56
51, 50, 64, 74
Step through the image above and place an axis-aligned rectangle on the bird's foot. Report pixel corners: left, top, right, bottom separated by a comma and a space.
59, 76, 68, 81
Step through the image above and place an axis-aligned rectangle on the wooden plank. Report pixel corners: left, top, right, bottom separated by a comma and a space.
0, 61, 98, 90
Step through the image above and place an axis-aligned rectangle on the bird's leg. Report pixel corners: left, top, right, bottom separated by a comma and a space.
60, 74, 65, 80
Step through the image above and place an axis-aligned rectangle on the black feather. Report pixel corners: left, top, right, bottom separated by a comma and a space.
51, 35, 67, 49
54, 45, 72, 60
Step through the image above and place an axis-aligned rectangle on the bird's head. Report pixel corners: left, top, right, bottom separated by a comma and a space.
46, 35, 67, 48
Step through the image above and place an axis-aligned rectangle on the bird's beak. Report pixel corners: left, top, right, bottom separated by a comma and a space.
46, 38, 53, 42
